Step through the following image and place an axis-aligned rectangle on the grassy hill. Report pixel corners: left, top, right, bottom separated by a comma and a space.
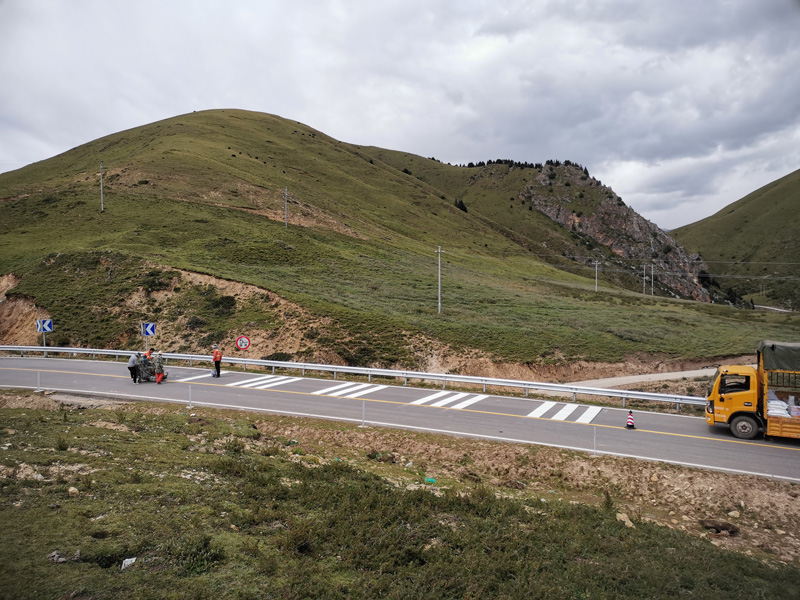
1, 109, 798, 368
673, 168, 800, 310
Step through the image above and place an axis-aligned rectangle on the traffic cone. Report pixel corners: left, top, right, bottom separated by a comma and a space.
626, 410, 635, 429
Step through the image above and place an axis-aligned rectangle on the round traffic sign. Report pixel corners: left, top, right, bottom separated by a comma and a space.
236, 335, 251, 350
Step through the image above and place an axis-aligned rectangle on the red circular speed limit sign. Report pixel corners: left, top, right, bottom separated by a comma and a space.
236, 335, 251, 350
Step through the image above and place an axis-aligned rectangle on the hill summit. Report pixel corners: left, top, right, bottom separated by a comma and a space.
2, 109, 794, 373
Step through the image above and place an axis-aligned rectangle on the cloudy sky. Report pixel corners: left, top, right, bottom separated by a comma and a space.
1, 0, 798, 229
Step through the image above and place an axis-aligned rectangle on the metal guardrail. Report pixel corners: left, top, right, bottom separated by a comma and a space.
0, 345, 707, 409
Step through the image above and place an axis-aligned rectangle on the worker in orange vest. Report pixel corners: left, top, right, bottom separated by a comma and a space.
212, 344, 222, 378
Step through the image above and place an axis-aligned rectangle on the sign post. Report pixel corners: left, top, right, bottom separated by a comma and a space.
140, 322, 156, 351
36, 319, 53, 353
236, 335, 251, 371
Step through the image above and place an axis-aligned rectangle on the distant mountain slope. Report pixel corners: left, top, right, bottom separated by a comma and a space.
1, 109, 797, 369
673, 168, 800, 309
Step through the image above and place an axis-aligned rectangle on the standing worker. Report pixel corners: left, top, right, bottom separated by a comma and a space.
212, 344, 222, 378
127, 352, 140, 384
154, 351, 165, 384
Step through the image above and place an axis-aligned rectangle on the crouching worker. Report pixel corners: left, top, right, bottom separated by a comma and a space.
154, 351, 165, 384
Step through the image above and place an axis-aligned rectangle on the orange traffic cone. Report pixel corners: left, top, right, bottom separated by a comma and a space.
626, 410, 635, 429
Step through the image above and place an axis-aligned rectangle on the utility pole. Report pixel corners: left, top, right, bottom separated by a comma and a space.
284, 187, 288, 227
100, 162, 104, 213
593, 260, 600, 292
651, 263, 655, 295
642, 264, 646, 294
435, 246, 445, 314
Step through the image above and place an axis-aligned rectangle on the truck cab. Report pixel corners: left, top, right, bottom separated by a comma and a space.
705, 365, 761, 439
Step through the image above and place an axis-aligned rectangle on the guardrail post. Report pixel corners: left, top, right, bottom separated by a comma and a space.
525, 388, 529, 397
622, 398, 627, 408
404, 377, 408, 386
483, 381, 486, 392
442, 379, 446, 390
189, 358, 193, 366
676, 403, 680, 413
572, 392, 576, 403
368, 373, 372, 383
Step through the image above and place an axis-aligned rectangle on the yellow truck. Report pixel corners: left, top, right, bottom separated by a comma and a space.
705, 340, 800, 440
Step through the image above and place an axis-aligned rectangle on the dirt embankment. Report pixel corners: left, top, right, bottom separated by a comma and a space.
0, 268, 749, 382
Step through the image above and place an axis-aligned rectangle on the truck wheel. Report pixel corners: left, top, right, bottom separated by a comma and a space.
730, 415, 759, 440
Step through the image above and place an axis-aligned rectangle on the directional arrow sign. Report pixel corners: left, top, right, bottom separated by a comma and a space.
141, 322, 156, 337
36, 319, 53, 333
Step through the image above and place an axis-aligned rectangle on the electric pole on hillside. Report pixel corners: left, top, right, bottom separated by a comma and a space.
642, 264, 647, 294
284, 187, 289, 227
651, 263, 655, 295
435, 246, 445, 314
593, 260, 601, 292
100, 162, 104, 213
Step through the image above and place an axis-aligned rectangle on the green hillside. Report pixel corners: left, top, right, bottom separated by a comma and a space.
673, 169, 800, 310
1, 109, 798, 367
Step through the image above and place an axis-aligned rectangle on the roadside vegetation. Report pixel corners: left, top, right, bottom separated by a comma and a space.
2, 390, 800, 599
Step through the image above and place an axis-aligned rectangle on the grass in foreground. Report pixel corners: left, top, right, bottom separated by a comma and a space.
1, 396, 799, 599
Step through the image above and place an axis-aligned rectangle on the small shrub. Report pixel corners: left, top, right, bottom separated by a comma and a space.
55, 436, 69, 451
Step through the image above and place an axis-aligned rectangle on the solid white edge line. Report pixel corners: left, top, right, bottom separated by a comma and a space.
1, 384, 798, 483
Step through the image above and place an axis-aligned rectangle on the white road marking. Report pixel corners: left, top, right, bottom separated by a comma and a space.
552, 404, 579, 421
313, 381, 361, 395
327, 383, 374, 397
227, 375, 280, 387
527, 401, 557, 418
346, 385, 388, 398
431, 392, 469, 407
575, 405, 603, 424
253, 377, 304, 389
411, 390, 451, 405
451, 394, 489, 409
176, 371, 229, 382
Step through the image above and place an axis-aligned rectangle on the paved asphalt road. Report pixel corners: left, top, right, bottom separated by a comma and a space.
3, 356, 800, 482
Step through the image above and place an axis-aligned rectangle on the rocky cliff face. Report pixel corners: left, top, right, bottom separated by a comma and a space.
519, 164, 711, 301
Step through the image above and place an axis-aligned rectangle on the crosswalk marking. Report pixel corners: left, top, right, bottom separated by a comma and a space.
527, 401, 557, 418
450, 394, 488, 409
327, 382, 374, 397
575, 405, 602, 423
227, 375, 281, 388
346, 384, 387, 398
176, 371, 229, 382
551, 404, 579, 421
253, 377, 304, 389
431, 392, 469, 407
411, 390, 451, 405
313, 381, 360, 395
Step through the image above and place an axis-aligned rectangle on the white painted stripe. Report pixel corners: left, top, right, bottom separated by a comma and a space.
527, 401, 557, 418
313, 381, 360, 395
254, 377, 303, 389
328, 383, 373, 397
411, 390, 451, 405
228, 375, 279, 387
552, 404, 579, 421
346, 384, 388, 398
176, 371, 228, 382
575, 406, 603, 424
431, 392, 469, 407
451, 394, 488, 409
